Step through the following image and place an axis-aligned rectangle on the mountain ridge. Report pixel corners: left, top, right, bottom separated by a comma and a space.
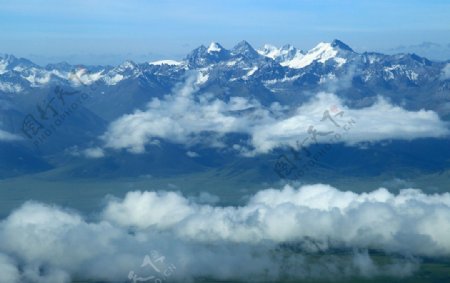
1, 39, 444, 77
1, 39, 450, 180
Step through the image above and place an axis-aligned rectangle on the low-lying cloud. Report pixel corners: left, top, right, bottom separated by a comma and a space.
1, 184, 450, 282
441, 63, 450, 80
0, 129, 21, 142
102, 73, 449, 155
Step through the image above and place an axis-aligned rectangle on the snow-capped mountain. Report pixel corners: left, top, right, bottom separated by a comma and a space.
1, 39, 449, 121
1, 39, 449, 149
0, 40, 445, 93
1, 39, 450, 179
257, 44, 304, 67
1, 39, 446, 95
257, 39, 354, 70
186, 42, 231, 68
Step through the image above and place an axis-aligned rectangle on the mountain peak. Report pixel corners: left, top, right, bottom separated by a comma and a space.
186, 43, 230, 68
234, 40, 252, 47
331, 39, 353, 52
2, 54, 17, 61
280, 44, 295, 51
188, 45, 207, 55
207, 42, 224, 53
257, 44, 279, 59
232, 40, 259, 59
45, 61, 73, 71
118, 60, 138, 70
1, 54, 36, 67
185, 45, 207, 65
257, 43, 304, 65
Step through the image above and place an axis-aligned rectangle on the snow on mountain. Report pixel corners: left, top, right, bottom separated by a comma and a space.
258, 40, 353, 69
257, 44, 304, 64
1, 40, 449, 166
263, 74, 301, 85
22, 69, 52, 86
0, 39, 446, 95
284, 41, 348, 69
0, 60, 8, 75
195, 70, 209, 85
1, 40, 353, 89
207, 42, 223, 53
257, 44, 281, 59
0, 54, 36, 70
98, 60, 142, 85
68, 68, 104, 86
117, 60, 138, 71
226, 60, 239, 67
0, 55, 54, 87
149, 60, 183, 66
242, 66, 258, 80
383, 64, 419, 81
185, 43, 231, 68
103, 73, 124, 86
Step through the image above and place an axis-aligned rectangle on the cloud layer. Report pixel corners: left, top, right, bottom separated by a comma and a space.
102, 73, 449, 155
1, 184, 450, 282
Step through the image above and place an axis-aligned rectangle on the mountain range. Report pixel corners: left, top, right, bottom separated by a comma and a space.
1, 39, 450, 181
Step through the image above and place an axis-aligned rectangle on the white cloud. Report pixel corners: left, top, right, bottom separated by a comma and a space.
0, 129, 21, 142
0, 82, 23, 93
251, 92, 449, 154
441, 63, 450, 80
65, 146, 105, 159
102, 74, 266, 153
82, 147, 105, 158
103, 191, 194, 229
0, 184, 449, 282
0, 253, 20, 283
103, 184, 450, 256
186, 151, 199, 157
102, 73, 449, 155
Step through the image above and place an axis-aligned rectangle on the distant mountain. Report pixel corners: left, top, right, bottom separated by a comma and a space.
1, 39, 447, 99
1, 40, 450, 179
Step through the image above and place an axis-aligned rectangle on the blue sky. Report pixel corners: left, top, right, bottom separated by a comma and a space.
1, 0, 450, 64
